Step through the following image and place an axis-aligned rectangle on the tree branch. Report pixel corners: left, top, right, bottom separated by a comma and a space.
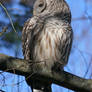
0, 53, 92, 92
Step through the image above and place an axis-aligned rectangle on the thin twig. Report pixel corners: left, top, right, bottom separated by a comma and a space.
0, 2, 19, 38
0, 26, 8, 36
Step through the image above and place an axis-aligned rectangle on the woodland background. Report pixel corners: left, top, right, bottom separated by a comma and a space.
0, 0, 92, 92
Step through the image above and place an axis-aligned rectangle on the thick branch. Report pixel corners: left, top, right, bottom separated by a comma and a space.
0, 53, 92, 92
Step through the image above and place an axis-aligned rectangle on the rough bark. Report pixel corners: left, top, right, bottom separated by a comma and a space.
0, 53, 92, 92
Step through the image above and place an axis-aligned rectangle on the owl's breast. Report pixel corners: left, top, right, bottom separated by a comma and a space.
32, 19, 65, 68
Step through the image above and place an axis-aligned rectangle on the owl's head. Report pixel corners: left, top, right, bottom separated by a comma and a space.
33, 0, 46, 15
33, 0, 64, 15
33, 0, 71, 23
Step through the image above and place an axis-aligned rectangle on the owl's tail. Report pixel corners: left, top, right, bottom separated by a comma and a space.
26, 79, 52, 92
32, 85, 51, 92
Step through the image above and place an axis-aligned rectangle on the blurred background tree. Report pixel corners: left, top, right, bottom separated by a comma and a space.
0, 0, 92, 92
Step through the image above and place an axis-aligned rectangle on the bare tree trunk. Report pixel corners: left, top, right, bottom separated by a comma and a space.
0, 54, 92, 92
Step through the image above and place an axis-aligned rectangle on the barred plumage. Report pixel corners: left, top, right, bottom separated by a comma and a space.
22, 0, 73, 92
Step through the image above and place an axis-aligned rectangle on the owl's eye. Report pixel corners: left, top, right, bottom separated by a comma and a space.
39, 3, 44, 7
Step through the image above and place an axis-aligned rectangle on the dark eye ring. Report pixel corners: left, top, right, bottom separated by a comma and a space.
39, 3, 43, 7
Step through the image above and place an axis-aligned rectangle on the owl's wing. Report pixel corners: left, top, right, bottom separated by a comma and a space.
59, 22, 73, 66
22, 17, 38, 59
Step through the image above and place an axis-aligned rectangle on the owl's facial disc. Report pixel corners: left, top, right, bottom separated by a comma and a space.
33, 0, 47, 15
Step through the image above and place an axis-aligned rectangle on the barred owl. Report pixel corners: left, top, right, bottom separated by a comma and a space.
22, 0, 73, 92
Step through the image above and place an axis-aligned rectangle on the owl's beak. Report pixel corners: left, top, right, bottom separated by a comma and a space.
33, 10, 37, 16
33, 10, 35, 15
